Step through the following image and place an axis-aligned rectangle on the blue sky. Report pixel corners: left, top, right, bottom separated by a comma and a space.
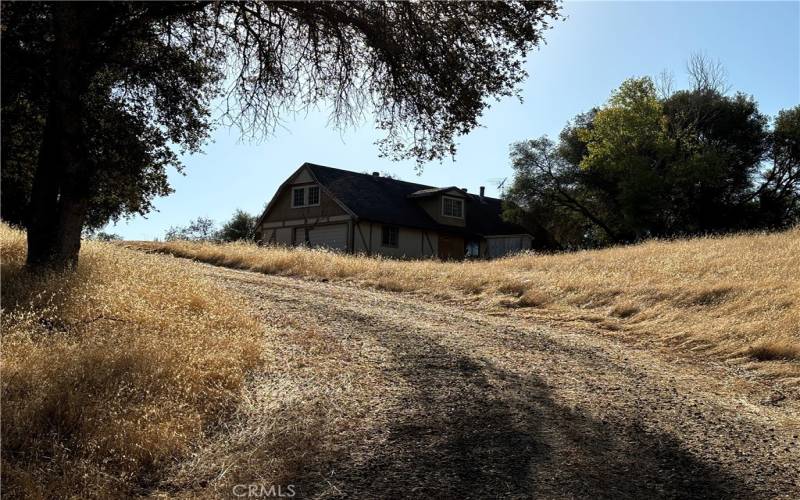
108, 1, 800, 240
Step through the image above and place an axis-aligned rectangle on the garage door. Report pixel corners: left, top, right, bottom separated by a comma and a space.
307, 224, 348, 251
488, 237, 524, 258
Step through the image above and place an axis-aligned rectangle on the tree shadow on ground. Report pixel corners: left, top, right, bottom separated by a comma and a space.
297, 324, 758, 499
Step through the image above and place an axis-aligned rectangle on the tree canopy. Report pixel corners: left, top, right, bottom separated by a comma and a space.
0, 1, 561, 267
165, 217, 218, 242
505, 61, 799, 249
217, 209, 257, 242
163, 209, 258, 243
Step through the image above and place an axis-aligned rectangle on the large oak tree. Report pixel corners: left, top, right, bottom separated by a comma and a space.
1, 1, 561, 268
505, 72, 799, 249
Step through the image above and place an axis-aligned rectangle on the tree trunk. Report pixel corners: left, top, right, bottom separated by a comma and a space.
26, 4, 91, 269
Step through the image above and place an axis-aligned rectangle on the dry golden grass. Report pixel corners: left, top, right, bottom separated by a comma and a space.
4, 223, 797, 496
1, 224, 263, 498
131, 228, 800, 383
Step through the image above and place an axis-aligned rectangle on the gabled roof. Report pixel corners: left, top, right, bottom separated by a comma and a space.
306, 163, 442, 231
263, 162, 531, 237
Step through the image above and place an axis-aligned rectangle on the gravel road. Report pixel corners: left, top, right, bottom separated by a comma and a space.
195, 262, 799, 499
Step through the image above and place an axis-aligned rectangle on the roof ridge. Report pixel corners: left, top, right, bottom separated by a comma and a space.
304, 162, 434, 190
304, 162, 503, 203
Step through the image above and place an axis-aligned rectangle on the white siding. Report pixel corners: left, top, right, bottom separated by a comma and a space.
353, 222, 437, 258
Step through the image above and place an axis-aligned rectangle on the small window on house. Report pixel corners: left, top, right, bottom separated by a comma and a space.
291, 185, 321, 208
292, 187, 306, 207
442, 196, 464, 218
307, 186, 320, 205
381, 226, 399, 248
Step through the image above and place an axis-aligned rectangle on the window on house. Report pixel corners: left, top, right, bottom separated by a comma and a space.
307, 186, 320, 205
381, 226, 399, 248
442, 196, 464, 218
291, 185, 321, 208
292, 187, 305, 207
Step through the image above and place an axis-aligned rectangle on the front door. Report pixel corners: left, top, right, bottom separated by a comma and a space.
437, 234, 465, 260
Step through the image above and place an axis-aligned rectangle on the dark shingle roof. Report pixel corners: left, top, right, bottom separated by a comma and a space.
305, 163, 530, 237
464, 193, 531, 236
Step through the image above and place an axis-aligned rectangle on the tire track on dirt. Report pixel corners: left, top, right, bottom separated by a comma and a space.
199, 263, 799, 499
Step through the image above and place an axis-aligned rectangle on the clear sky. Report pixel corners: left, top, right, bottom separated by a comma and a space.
107, 1, 800, 240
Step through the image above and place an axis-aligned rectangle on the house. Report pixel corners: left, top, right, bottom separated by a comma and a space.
254, 163, 534, 259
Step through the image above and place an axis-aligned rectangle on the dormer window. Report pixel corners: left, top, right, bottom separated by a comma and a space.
292, 188, 305, 207
442, 196, 464, 219
291, 185, 320, 208
307, 185, 320, 205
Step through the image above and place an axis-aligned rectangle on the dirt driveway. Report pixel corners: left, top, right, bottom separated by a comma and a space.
187, 262, 799, 499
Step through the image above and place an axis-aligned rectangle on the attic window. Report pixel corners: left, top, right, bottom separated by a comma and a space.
442, 196, 464, 219
291, 185, 320, 208
307, 186, 320, 205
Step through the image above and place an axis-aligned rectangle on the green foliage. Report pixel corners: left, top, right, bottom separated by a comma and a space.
758, 105, 800, 226
1, 2, 215, 232
576, 78, 675, 238
87, 231, 122, 242
505, 137, 618, 248
165, 217, 218, 242
217, 210, 257, 242
0, 96, 40, 227
505, 72, 800, 249
661, 90, 769, 232
773, 106, 800, 164
580, 78, 671, 175
164, 210, 258, 242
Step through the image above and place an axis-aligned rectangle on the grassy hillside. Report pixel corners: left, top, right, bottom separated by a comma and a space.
131, 228, 800, 384
3, 224, 798, 496
1, 225, 266, 497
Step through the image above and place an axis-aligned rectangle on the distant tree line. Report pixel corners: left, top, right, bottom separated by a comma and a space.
83, 230, 122, 242
504, 55, 800, 249
164, 209, 257, 243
